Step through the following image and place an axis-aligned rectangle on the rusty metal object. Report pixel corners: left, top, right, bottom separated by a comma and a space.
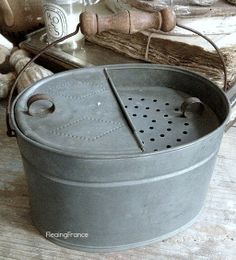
0, 0, 43, 44
80, 7, 176, 36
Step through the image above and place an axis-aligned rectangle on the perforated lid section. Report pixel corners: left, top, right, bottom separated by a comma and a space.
14, 68, 141, 155
107, 67, 220, 152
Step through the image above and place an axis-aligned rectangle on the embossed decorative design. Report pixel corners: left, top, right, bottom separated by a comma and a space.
50, 117, 125, 142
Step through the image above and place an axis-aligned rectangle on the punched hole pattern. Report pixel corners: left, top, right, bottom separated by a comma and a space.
125, 97, 192, 151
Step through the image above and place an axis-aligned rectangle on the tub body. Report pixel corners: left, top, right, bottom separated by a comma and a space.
11, 64, 230, 252
17, 130, 222, 251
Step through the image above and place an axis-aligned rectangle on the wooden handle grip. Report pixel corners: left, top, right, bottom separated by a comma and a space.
80, 8, 176, 36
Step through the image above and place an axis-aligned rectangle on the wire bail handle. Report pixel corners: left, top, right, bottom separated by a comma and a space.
6, 9, 229, 137
6, 24, 81, 137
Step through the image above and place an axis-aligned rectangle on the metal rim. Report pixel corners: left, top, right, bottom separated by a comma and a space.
11, 64, 230, 160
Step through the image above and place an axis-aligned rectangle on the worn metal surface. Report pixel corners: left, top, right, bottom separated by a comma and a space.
0, 104, 236, 258
10, 64, 229, 251
13, 65, 228, 154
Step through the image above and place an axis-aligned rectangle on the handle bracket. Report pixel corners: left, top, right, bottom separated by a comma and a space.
27, 94, 55, 116
181, 97, 204, 118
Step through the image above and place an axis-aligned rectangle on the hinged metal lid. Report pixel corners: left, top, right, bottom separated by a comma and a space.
13, 65, 226, 156
13, 67, 142, 155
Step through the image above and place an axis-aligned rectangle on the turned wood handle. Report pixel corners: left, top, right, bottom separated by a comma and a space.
80, 8, 176, 36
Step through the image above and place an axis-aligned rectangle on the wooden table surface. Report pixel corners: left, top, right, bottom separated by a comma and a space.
0, 101, 235, 260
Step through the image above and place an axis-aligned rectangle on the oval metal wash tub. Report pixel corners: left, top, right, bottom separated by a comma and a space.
10, 64, 230, 252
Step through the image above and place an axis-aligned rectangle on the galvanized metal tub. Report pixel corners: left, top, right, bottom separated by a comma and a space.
10, 64, 230, 252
